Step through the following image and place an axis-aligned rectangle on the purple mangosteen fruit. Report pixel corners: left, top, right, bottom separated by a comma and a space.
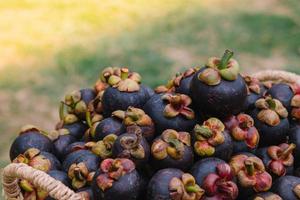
256, 143, 295, 179
230, 153, 272, 199
92, 158, 141, 200
100, 67, 153, 117
147, 168, 204, 200
192, 118, 233, 161
190, 50, 247, 118
224, 114, 260, 154
271, 175, 300, 200
190, 157, 238, 200
151, 129, 194, 171
144, 93, 196, 134
250, 96, 289, 147
10, 125, 53, 161
62, 149, 100, 190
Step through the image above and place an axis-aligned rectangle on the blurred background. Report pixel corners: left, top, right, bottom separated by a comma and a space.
0, 0, 299, 169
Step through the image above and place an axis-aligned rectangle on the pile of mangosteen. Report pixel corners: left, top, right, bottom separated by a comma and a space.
8, 50, 300, 200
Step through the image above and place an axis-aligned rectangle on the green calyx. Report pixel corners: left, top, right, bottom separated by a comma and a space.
201, 50, 240, 85
194, 124, 213, 140
90, 134, 117, 159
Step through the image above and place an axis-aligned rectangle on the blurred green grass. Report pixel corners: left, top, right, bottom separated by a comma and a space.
0, 0, 299, 170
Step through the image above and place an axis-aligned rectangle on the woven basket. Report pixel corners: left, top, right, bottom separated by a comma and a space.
2, 70, 299, 200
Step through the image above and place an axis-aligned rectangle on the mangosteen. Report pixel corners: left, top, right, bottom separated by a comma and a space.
289, 125, 300, 168
147, 168, 204, 200
249, 192, 282, 200
190, 157, 238, 200
144, 93, 196, 133
229, 153, 272, 199
62, 88, 96, 120
272, 175, 300, 200
77, 187, 94, 200
63, 149, 100, 190
112, 128, 150, 168
151, 129, 194, 171
92, 158, 141, 200
192, 118, 233, 161
224, 114, 260, 154
155, 67, 199, 96
100, 67, 152, 116
85, 112, 124, 142
242, 75, 267, 112
50, 129, 77, 161
112, 107, 155, 142
250, 96, 289, 147
10, 125, 53, 161
190, 50, 247, 118
64, 142, 86, 158
290, 85, 300, 123
55, 111, 89, 140
85, 134, 117, 160
256, 143, 295, 179
13, 148, 61, 171
266, 83, 294, 112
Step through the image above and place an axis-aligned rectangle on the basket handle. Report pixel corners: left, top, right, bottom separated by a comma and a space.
2, 163, 82, 200
252, 70, 300, 85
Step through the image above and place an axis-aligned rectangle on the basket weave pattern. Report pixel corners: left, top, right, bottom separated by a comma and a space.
2, 70, 299, 200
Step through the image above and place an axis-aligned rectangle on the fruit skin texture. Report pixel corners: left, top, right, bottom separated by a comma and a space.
250, 108, 289, 147
63, 142, 86, 158
62, 150, 100, 173
61, 121, 88, 140
10, 130, 53, 161
102, 85, 152, 117
92, 159, 141, 200
190, 157, 227, 186
288, 125, 300, 168
271, 175, 300, 200
53, 134, 76, 161
266, 83, 294, 112
190, 67, 247, 118
112, 132, 150, 168
147, 168, 183, 200
249, 192, 282, 200
89, 117, 124, 141
143, 94, 196, 134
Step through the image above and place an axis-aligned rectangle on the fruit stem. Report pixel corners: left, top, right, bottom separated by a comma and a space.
121, 68, 129, 80
59, 102, 65, 121
219, 50, 234, 70
185, 185, 199, 193
169, 138, 182, 151
280, 143, 296, 159
86, 111, 92, 128
127, 113, 139, 121
195, 125, 213, 139
244, 159, 255, 176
